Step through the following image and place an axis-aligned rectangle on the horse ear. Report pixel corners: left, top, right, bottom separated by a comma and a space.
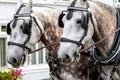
7, 22, 11, 35
58, 13, 65, 28
20, 0, 33, 13
16, 0, 23, 12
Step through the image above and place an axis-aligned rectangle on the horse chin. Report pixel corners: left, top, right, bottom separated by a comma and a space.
62, 52, 79, 66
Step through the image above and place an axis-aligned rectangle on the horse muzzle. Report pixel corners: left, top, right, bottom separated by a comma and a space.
7, 54, 26, 68
60, 52, 79, 66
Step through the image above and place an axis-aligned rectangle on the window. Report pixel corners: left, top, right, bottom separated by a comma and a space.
0, 25, 7, 36
0, 38, 6, 67
1, 25, 6, 32
23, 42, 47, 66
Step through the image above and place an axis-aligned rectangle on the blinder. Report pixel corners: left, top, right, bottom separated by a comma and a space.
58, 12, 65, 28
7, 22, 11, 35
22, 19, 32, 35
81, 14, 88, 29
6, 18, 32, 35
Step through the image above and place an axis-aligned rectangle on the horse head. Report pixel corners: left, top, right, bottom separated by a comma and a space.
57, 0, 96, 64
7, 0, 43, 68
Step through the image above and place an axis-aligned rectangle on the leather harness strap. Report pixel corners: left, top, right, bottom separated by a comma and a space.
92, 8, 120, 64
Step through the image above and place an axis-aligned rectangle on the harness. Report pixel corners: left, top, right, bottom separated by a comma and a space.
58, 0, 120, 80
92, 8, 120, 79
46, 53, 63, 80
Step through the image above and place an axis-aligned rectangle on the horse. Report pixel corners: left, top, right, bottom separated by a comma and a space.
57, 0, 120, 80
6, 0, 100, 80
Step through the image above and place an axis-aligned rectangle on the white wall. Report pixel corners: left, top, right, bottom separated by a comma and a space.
0, 2, 16, 24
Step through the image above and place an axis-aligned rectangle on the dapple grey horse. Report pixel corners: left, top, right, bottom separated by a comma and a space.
57, 0, 120, 80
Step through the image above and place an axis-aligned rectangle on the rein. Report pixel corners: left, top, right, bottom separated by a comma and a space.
29, 39, 60, 54
79, 27, 120, 55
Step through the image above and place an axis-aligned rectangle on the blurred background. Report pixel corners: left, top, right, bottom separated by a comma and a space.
0, 0, 118, 80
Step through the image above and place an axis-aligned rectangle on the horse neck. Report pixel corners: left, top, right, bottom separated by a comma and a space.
38, 11, 62, 55
32, 7, 62, 55
90, 1, 116, 56
41, 23, 62, 55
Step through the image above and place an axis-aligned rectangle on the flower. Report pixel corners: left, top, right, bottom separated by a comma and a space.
14, 69, 22, 76
0, 66, 23, 80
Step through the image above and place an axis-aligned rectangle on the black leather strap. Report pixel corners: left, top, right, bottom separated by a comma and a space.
8, 41, 31, 51
93, 9, 120, 64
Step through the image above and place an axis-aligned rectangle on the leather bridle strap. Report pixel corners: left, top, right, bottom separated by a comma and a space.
29, 39, 60, 53
61, 38, 81, 46
79, 27, 120, 61
61, 31, 86, 47
8, 41, 31, 51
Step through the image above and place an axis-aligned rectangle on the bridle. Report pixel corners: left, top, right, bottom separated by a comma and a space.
8, 4, 44, 54
59, 0, 120, 64
60, 2, 94, 48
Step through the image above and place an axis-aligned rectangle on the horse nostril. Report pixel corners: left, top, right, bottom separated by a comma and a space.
12, 58, 17, 63
63, 54, 71, 63
8, 57, 18, 64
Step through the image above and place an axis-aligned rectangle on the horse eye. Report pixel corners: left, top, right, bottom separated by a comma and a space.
76, 19, 81, 24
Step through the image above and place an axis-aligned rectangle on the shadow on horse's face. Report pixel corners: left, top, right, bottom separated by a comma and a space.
57, 3, 95, 64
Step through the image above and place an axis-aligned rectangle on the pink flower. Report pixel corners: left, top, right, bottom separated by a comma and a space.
13, 69, 22, 76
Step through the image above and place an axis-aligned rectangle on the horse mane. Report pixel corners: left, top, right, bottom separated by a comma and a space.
92, 1, 115, 14
31, 6, 62, 54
